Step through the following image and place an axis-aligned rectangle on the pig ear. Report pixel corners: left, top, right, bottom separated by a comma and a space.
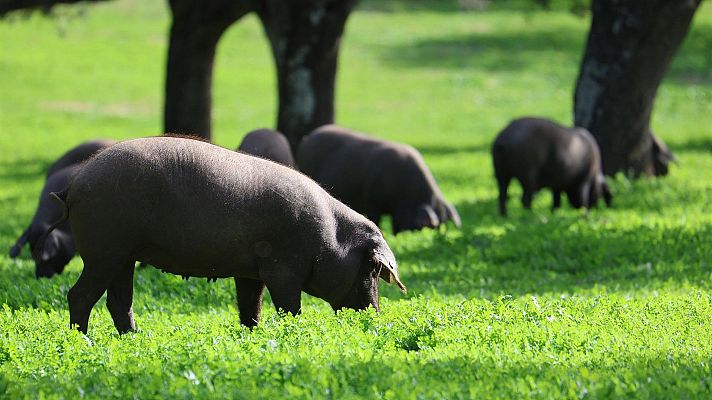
444, 201, 461, 228
38, 234, 60, 263
372, 250, 406, 293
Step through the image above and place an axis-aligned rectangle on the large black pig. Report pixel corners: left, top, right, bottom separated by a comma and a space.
37, 137, 406, 334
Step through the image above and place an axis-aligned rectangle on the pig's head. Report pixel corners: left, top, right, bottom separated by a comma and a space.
587, 174, 613, 208
30, 231, 74, 278
651, 133, 675, 177
328, 233, 406, 312
435, 197, 462, 229
566, 173, 613, 210
386, 146, 461, 234
391, 197, 461, 234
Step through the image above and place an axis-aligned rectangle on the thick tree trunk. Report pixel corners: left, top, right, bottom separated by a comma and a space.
164, 0, 251, 139
574, 0, 700, 177
255, 0, 358, 151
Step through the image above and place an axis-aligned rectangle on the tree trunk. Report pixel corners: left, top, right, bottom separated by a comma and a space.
255, 0, 358, 151
164, 0, 251, 140
573, 0, 700, 177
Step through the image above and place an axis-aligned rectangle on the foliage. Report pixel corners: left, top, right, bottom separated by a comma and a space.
0, 1, 711, 398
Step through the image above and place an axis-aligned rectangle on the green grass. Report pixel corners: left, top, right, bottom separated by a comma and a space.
1, 0, 712, 398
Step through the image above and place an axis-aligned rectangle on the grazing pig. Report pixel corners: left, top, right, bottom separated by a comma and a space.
296, 125, 461, 234
9, 139, 115, 278
45, 139, 116, 178
237, 129, 295, 167
492, 117, 612, 216
37, 136, 406, 334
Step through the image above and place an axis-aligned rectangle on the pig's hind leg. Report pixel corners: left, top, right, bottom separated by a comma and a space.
67, 257, 121, 334
106, 261, 136, 334
267, 286, 302, 317
235, 277, 266, 327
495, 174, 511, 216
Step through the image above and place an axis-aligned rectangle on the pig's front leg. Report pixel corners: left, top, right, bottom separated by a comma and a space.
260, 264, 304, 317
235, 277, 265, 327
266, 281, 302, 317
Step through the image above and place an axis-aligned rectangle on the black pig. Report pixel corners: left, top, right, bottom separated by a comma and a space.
296, 125, 460, 234
237, 129, 295, 167
492, 117, 612, 216
45, 139, 116, 178
10, 139, 115, 277
38, 137, 406, 334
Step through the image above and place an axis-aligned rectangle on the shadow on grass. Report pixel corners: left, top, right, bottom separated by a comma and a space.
358, 0, 462, 13
668, 20, 712, 87
357, 0, 567, 14
597, 172, 711, 212
0, 158, 50, 183
379, 16, 712, 87
380, 27, 585, 72
9, 351, 710, 398
669, 137, 712, 153
396, 198, 712, 298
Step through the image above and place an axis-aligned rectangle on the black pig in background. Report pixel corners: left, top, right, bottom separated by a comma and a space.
9, 139, 115, 277
297, 125, 460, 234
492, 117, 612, 216
237, 128, 295, 167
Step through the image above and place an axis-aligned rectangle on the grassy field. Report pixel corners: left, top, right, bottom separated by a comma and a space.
1, 0, 712, 398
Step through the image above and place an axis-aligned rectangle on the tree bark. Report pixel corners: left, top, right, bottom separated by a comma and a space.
164, 0, 251, 139
574, 0, 700, 177
254, 0, 359, 151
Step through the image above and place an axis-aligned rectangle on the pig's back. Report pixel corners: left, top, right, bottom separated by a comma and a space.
72, 136, 315, 204
297, 126, 409, 197
46, 139, 116, 178
493, 118, 559, 172
66, 137, 332, 269
238, 129, 295, 167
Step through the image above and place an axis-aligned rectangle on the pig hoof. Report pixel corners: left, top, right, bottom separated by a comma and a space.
9, 245, 22, 258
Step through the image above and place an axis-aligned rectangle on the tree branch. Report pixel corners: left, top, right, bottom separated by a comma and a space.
0, 0, 108, 16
